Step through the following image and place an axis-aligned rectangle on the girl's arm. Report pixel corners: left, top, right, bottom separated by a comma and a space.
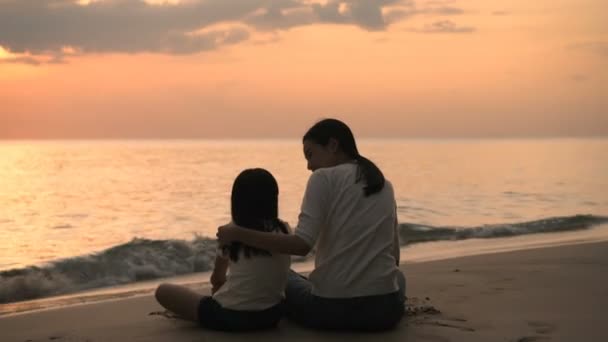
217, 224, 311, 256
210, 252, 229, 294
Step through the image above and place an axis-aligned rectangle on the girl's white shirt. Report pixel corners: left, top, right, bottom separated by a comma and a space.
213, 235, 291, 310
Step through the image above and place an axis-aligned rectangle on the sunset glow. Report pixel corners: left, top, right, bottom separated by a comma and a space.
0, 46, 11, 58
0, 0, 606, 139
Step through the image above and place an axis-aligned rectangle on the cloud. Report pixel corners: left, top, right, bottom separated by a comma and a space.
0, 0, 425, 64
0, 50, 70, 65
426, 6, 463, 15
0, 56, 42, 65
567, 41, 608, 58
415, 0, 464, 15
383, 2, 466, 27
412, 20, 475, 33
0, 0, 469, 64
310, 0, 405, 31
0, 0, 261, 57
245, 2, 316, 31
160, 27, 251, 54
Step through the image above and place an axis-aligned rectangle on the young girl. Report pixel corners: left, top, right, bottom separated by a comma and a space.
218, 119, 406, 331
155, 168, 291, 331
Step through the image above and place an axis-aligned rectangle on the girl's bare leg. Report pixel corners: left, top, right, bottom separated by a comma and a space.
154, 283, 203, 322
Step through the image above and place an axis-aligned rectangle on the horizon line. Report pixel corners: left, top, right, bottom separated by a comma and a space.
1, 135, 607, 142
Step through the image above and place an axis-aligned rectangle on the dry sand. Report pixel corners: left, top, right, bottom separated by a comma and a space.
1, 241, 607, 342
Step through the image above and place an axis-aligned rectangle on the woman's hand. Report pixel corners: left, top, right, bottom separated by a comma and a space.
216, 222, 239, 244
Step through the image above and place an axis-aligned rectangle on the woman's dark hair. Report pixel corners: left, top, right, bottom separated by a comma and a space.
226, 168, 289, 262
303, 118, 385, 197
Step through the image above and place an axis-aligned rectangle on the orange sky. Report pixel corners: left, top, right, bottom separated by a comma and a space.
0, 0, 606, 139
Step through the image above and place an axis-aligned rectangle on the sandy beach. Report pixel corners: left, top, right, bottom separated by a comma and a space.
1, 241, 607, 342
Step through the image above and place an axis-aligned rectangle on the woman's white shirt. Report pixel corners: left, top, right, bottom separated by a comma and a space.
295, 162, 400, 298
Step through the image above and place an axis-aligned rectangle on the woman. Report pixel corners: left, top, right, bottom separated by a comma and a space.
155, 168, 291, 331
217, 118, 406, 331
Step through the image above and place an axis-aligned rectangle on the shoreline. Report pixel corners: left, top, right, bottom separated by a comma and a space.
1, 240, 607, 341
2, 225, 608, 317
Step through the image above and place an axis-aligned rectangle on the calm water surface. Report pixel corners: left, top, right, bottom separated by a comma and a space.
1, 139, 607, 270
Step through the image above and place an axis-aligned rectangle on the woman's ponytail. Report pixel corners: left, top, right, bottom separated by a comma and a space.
354, 154, 385, 197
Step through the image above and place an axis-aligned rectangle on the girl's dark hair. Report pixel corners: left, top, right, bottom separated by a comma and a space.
226, 168, 288, 262
303, 118, 385, 197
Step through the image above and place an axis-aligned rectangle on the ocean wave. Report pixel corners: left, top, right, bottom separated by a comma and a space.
0, 236, 218, 304
398, 214, 608, 244
1, 214, 607, 304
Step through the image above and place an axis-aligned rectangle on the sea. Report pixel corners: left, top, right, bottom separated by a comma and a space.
1, 138, 607, 315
